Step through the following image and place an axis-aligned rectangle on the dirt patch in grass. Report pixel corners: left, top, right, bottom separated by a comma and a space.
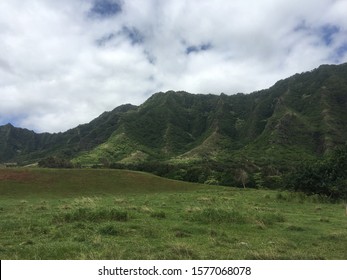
0, 170, 38, 182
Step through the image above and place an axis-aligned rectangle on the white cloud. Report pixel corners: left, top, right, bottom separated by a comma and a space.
0, 0, 346, 132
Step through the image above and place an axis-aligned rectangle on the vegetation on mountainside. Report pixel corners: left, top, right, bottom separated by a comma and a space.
0, 168, 346, 260
284, 144, 347, 200
1, 63, 347, 198
38, 156, 73, 169
0, 104, 137, 164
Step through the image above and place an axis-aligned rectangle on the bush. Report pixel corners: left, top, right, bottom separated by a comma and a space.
38, 156, 73, 168
283, 145, 347, 200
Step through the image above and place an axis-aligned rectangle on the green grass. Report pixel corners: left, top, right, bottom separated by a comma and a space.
0, 168, 346, 260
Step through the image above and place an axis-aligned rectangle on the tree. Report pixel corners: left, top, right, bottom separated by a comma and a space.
253, 172, 264, 189
235, 169, 249, 188
38, 156, 73, 168
283, 144, 347, 200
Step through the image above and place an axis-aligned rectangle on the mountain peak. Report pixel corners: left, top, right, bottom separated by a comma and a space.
4, 123, 14, 128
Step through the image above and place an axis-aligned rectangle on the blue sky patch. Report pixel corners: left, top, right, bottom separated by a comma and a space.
336, 43, 347, 59
96, 27, 144, 47
90, 0, 122, 18
186, 43, 212, 54
0, 114, 27, 129
96, 33, 116, 46
294, 22, 341, 46
122, 26, 144, 45
320, 24, 339, 46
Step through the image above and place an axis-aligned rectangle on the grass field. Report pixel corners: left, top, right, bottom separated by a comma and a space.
0, 168, 346, 260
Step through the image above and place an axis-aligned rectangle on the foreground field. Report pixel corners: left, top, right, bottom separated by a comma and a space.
0, 168, 346, 259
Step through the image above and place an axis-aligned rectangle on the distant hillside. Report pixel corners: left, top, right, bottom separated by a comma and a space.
0, 104, 137, 163
1, 63, 347, 186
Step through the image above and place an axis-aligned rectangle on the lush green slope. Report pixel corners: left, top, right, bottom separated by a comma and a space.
1, 63, 347, 187
73, 63, 347, 166
0, 168, 346, 259
0, 104, 137, 164
68, 64, 347, 186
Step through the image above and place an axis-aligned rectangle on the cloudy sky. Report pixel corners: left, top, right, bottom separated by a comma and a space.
1, 0, 347, 133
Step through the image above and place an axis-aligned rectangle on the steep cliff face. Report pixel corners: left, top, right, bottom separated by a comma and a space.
1, 63, 347, 167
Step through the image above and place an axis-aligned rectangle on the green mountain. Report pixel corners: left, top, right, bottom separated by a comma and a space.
75, 63, 347, 166
1, 63, 347, 186
0, 104, 137, 163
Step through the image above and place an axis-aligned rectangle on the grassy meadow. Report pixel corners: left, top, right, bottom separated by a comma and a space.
0, 168, 346, 260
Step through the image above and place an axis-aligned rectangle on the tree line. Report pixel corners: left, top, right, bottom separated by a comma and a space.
37, 144, 347, 200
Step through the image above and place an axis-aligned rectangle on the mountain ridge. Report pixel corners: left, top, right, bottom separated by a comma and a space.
1, 63, 347, 185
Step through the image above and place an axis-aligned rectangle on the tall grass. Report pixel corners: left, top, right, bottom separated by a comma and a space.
189, 208, 247, 224
56, 207, 129, 222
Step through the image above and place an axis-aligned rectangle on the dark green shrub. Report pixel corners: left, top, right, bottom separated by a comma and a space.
283, 145, 347, 200
38, 156, 73, 168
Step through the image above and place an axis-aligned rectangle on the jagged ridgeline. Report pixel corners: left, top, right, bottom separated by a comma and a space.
1, 63, 347, 189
